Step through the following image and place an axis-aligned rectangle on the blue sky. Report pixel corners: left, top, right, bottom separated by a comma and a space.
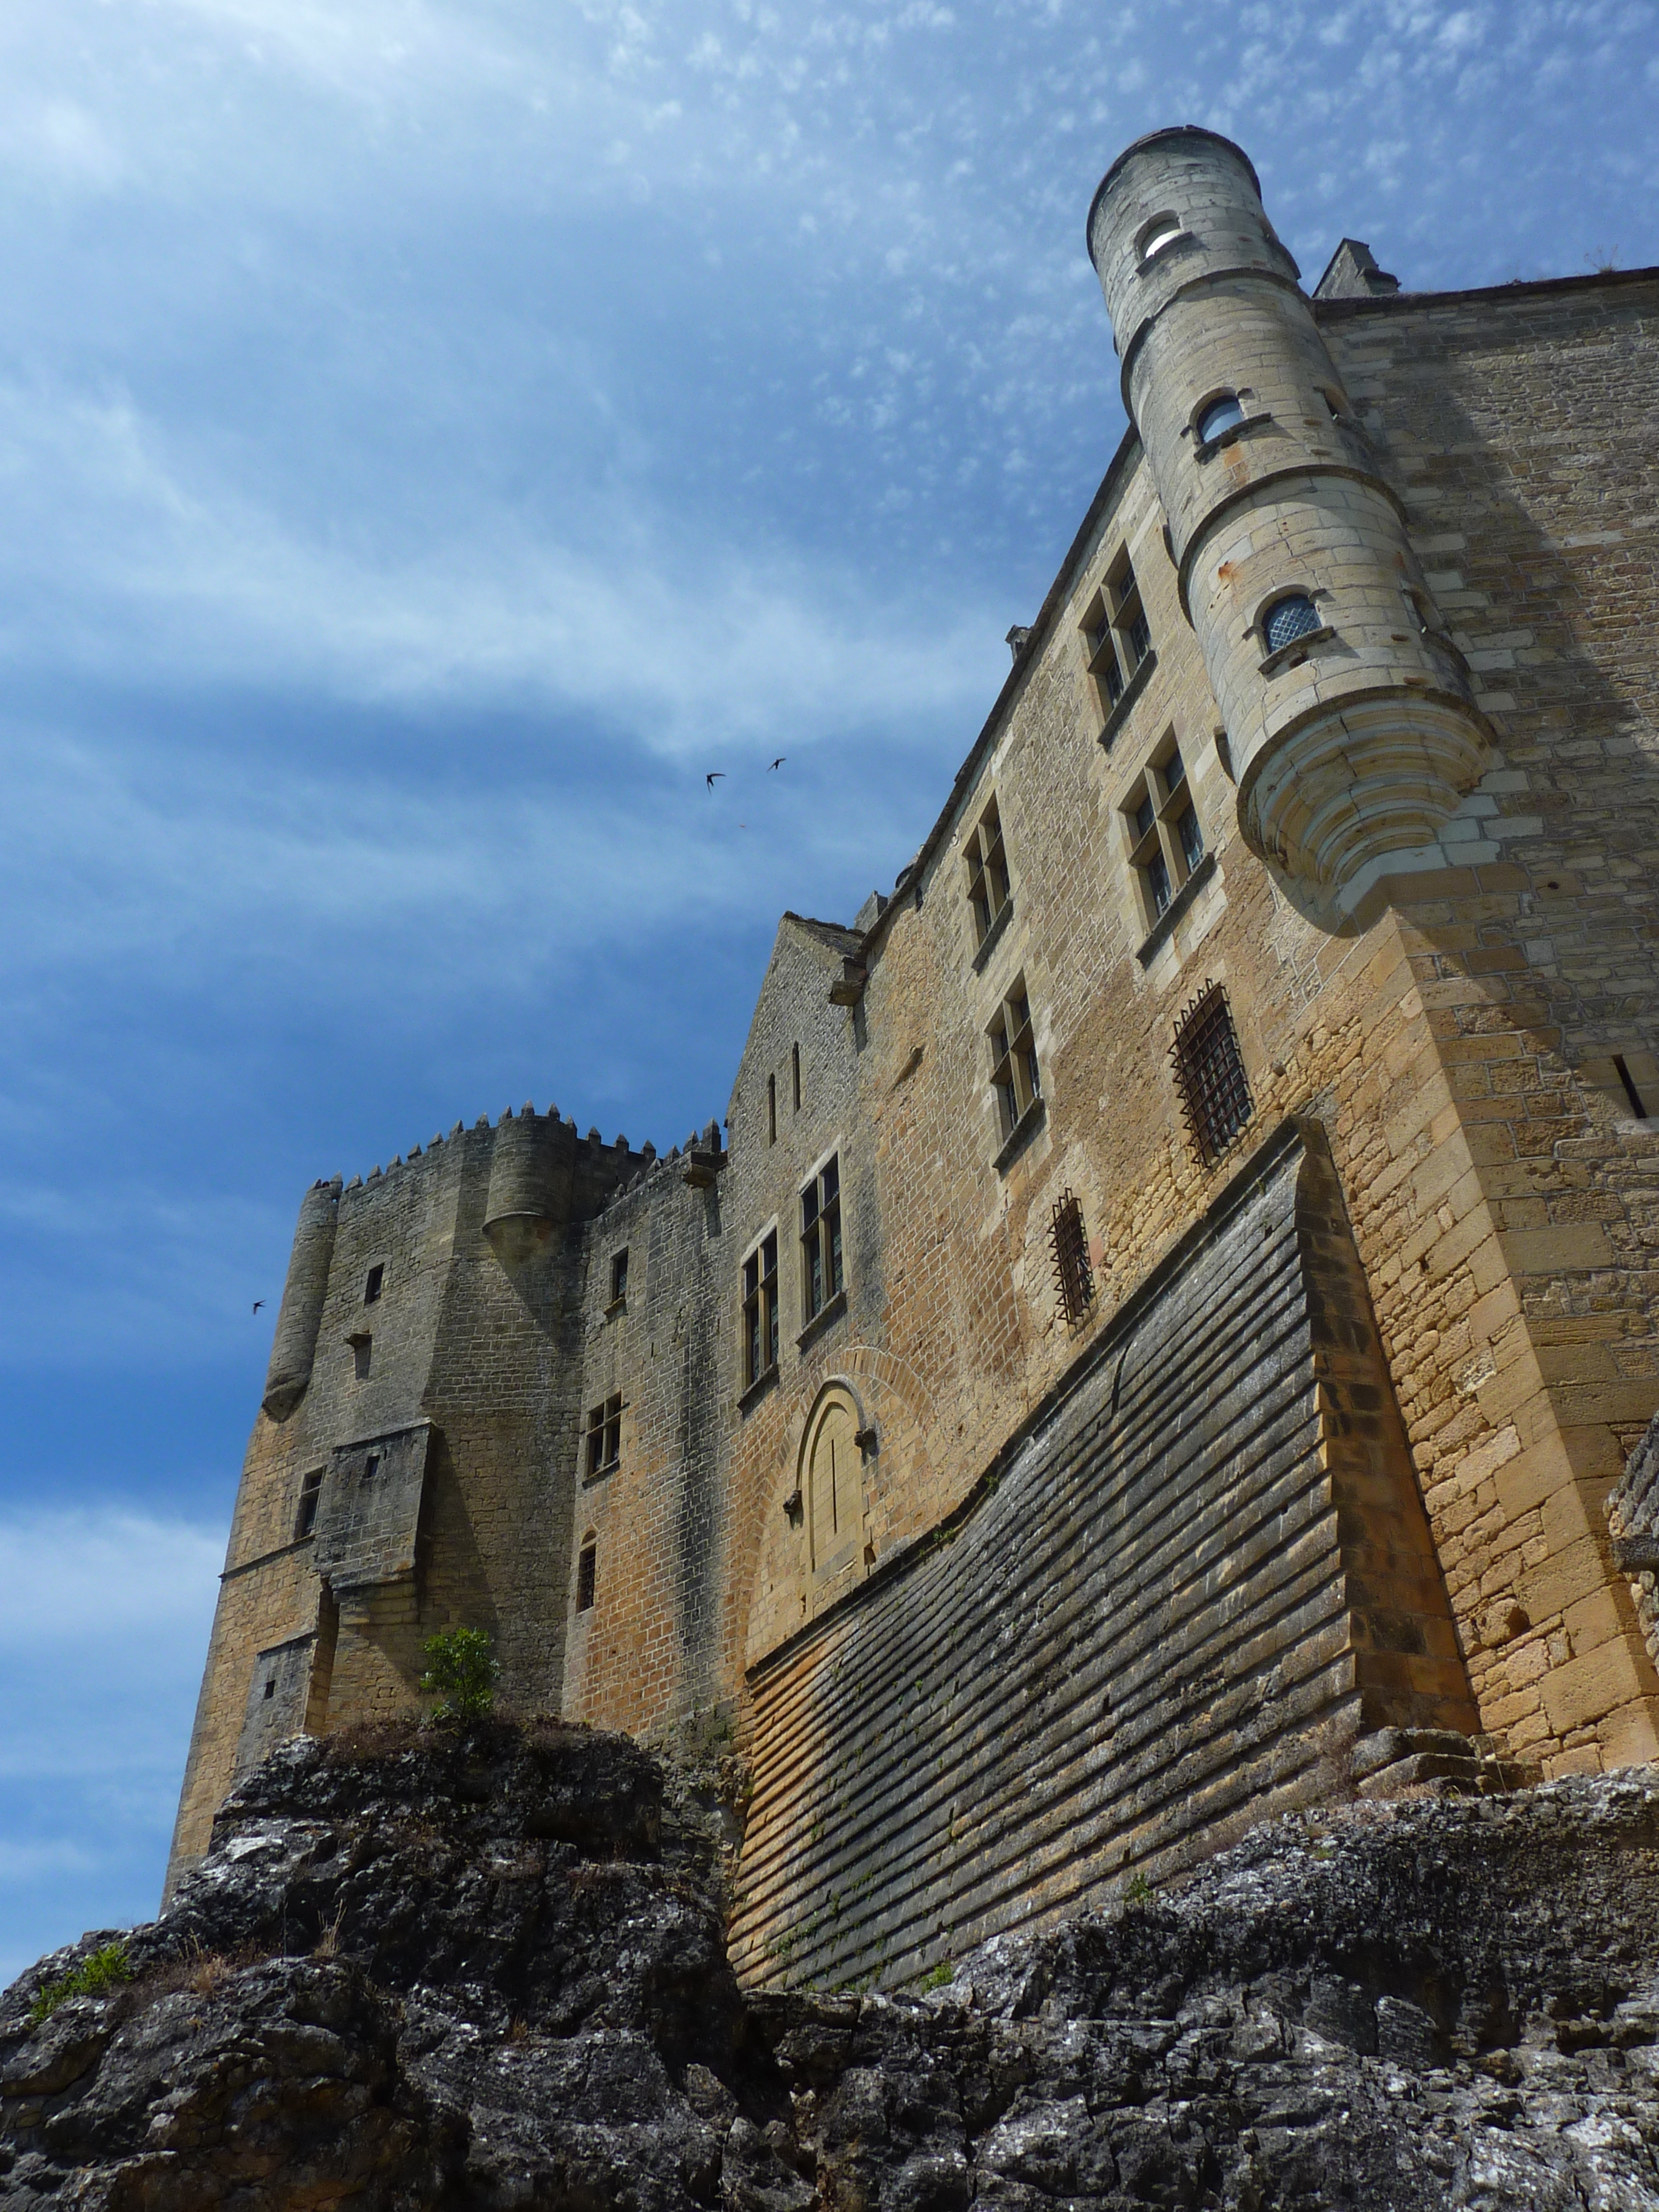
2, 0, 1655, 1982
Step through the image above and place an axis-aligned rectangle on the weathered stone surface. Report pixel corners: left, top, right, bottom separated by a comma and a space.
7, 1726, 1659, 2208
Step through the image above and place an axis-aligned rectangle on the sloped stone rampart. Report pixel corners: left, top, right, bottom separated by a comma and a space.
729, 1121, 1476, 1992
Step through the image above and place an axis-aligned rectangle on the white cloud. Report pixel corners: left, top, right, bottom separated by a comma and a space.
0, 378, 1001, 758
0, 1509, 225, 1658
0, 1507, 224, 1983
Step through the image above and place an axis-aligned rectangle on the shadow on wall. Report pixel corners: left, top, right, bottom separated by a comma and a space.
729, 1117, 1480, 1992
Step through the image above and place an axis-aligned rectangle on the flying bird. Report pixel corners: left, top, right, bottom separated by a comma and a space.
253, 1299, 265, 1313
769, 756, 786, 771
706, 771, 725, 789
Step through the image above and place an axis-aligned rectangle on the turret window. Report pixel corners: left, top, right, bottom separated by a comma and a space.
1263, 594, 1322, 653
1197, 393, 1245, 444
1137, 213, 1182, 264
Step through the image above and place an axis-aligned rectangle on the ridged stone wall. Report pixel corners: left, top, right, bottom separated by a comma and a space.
730, 1119, 1476, 1990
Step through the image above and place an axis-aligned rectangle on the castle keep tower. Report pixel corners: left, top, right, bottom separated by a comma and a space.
1087, 128, 1490, 907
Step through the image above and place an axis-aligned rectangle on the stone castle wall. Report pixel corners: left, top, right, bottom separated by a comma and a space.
168, 132, 1659, 1949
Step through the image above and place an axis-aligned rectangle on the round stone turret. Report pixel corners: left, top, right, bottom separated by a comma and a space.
261, 1176, 341, 1422
483, 1110, 575, 1274
1088, 127, 1489, 904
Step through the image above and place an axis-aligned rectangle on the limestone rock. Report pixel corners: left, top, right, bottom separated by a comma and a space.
3, 1723, 1657, 2208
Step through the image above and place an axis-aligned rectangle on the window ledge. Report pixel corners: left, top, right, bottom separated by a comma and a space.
581, 1458, 620, 1489
796, 1288, 848, 1355
994, 1093, 1047, 1176
971, 896, 1014, 973
739, 1363, 780, 1414
603, 1296, 626, 1319
1258, 625, 1335, 677
1135, 850, 1218, 968
1194, 409, 1273, 462
1098, 648, 1158, 749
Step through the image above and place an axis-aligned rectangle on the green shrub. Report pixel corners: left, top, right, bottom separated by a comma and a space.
28, 1942, 132, 2025
920, 1959, 954, 1991
1124, 1870, 1153, 1908
420, 1627, 500, 1721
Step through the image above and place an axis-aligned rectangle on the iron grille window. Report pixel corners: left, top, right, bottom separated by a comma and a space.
1171, 981, 1253, 1166
577, 1541, 597, 1613
585, 1392, 622, 1477
1263, 593, 1321, 653
801, 1158, 843, 1322
1050, 1190, 1094, 1325
743, 1231, 779, 1384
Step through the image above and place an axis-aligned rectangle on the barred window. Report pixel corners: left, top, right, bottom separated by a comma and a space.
743, 1231, 779, 1386
576, 1539, 597, 1614
801, 1158, 843, 1322
964, 796, 1012, 949
1171, 981, 1253, 1166
1263, 593, 1321, 653
990, 980, 1041, 1141
1050, 1190, 1094, 1325
585, 1392, 622, 1478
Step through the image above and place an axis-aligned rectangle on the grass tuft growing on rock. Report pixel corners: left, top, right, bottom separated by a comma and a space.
28, 1942, 132, 2025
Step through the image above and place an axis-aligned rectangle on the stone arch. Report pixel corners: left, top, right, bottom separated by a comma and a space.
797, 1378, 870, 1582
742, 1347, 941, 1671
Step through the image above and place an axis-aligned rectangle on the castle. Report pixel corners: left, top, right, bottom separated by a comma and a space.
169, 129, 1659, 1990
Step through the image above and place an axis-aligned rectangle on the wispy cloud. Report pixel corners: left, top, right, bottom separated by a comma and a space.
0, 0, 1649, 1977
0, 1508, 224, 1985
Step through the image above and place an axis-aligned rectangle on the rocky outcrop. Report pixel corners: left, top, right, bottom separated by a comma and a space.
4, 1720, 1658, 2208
